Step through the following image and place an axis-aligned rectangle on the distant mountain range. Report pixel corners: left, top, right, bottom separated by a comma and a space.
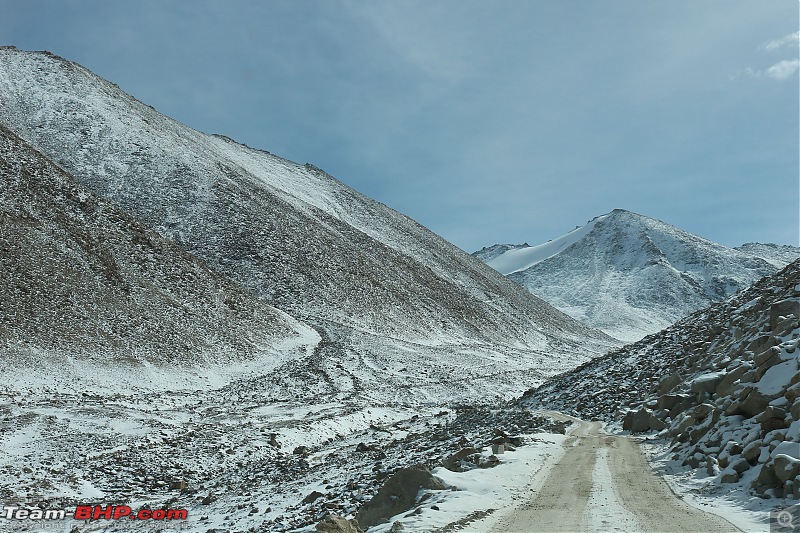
474, 209, 799, 342
0, 47, 617, 400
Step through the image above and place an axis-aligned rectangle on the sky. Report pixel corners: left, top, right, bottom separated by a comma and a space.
2, 1, 798, 251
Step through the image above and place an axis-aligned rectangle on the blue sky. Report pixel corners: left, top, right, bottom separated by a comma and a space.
3, 1, 798, 251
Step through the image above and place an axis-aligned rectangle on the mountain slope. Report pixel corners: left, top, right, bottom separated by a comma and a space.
0, 123, 316, 388
522, 259, 800, 500
0, 48, 618, 398
477, 209, 792, 342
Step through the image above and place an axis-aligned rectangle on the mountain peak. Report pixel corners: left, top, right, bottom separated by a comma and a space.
476, 212, 797, 342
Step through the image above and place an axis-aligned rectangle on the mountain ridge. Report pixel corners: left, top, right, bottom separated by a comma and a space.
475, 209, 798, 342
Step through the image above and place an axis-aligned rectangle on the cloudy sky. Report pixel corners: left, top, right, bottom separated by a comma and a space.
3, 1, 798, 251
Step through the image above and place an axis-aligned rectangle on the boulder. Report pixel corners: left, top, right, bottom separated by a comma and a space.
729, 457, 751, 474
770, 299, 800, 330
752, 462, 780, 494
716, 365, 749, 397
720, 469, 739, 484
315, 515, 363, 533
442, 447, 479, 472
658, 393, 691, 412
658, 373, 683, 395
774, 454, 800, 483
623, 408, 664, 433
747, 335, 777, 356
690, 372, 725, 398
740, 390, 772, 418
355, 465, 448, 529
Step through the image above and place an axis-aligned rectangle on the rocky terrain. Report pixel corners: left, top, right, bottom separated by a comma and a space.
523, 259, 800, 501
476, 209, 798, 342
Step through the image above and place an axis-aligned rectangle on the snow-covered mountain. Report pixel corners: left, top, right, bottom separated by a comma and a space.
0, 48, 618, 399
0, 123, 322, 386
523, 259, 800, 501
476, 209, 797, 342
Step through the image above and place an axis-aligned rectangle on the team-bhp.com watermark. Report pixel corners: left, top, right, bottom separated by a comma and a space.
3, 504, 188, 522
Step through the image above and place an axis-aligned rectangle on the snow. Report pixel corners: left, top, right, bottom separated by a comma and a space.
486, 214, 609, 275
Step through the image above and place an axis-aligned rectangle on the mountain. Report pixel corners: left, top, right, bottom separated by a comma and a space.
0, 48, 617, 400
475, 209, 796, 342
522, 259, 800, 500
0, 123, 317, 388
736, 242, 800, 268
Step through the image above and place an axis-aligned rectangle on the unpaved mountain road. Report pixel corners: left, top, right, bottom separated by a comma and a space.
492, 415, 741, 533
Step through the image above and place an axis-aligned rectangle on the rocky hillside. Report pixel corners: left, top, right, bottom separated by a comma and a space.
0, 123, 316, 384
523, 259, 800, 500
0, 47, 616, 368
476, 209, 795, 342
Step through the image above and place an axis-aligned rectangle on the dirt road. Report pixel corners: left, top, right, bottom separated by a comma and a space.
491, 416, 741, 532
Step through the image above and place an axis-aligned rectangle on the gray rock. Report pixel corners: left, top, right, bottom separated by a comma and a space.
774, 454, 800, 483
315, 515, 363, 533
770, 299, 800, 330
720, 469, 739, 483
658, 373, 683, 395
690, 373, 725, 397
355, 465, 448, 529
740, 389, 772, 418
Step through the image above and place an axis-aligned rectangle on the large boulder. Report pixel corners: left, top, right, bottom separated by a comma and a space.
770, 299, 800, 330
623, 408, 665, 433
316, 515, 363, 533
774, 455, 800, 483
690, 372, 725, 398
354, 465, 449, 529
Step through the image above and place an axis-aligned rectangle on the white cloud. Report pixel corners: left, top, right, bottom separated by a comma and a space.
760, 31, 800, 51
765, 59, 800, 80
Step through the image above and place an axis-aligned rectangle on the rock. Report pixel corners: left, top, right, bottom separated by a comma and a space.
390, 521, 405, 532
774, 455, 800, 482
479, 455, 501, 468
757, 405, 787, 421
355, 465, 448, 529
315, 515, 363, 533
740, 389, 772, 418
658, 393, 691, 412
752, 462, 780, 494
729, 457, 750, 474
761, 418, 789, 434
623, 408, 664, 433
754, 346, 781, 368
293, 446, 310, 456
720, 469, 739, 484
355, 442, 371, 453
658, 373, 683, 395
691, 403, 716, 421
200, 493, 216, 505
303, 491, 326, 504
690, 372, 725, 397
670, 414, 697, 438
747, 335, 777, 356
742, 441, 763, 463
715, 365, 748, 397
770, 299, 800, 330
442, 447, 479, 472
